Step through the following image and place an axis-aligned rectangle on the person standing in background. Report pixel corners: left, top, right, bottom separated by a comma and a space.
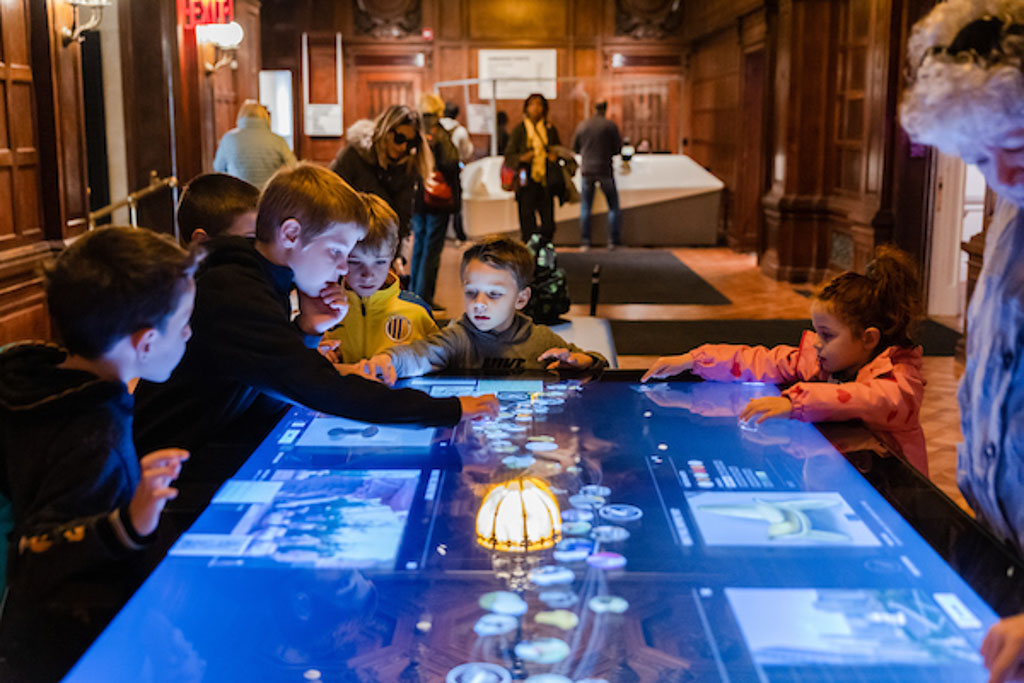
572, 101, 623, 250
440, 101, 473, 244
503, 94, 561, 243
496, 111, 510, 158
330, 106, 434, 280
213, 100, 296, 189
410, 93, 460, 311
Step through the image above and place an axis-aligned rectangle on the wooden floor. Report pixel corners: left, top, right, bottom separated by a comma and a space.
433, 243, 969, 511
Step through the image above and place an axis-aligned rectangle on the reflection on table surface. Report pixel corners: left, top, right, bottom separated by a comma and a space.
66, 377, 1001, 682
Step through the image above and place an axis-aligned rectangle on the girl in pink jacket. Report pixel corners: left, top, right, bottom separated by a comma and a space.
642, 246, 928, 475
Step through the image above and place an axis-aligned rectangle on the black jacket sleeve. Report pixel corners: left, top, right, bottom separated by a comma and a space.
10, 418, 148, 597
196, 266, 461, 427
504, 123, 529, 168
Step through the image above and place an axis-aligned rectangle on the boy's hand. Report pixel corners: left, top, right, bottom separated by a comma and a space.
129, 449, 189, 537
296, 284, 349, 335
740, 396, 792, 424
362, 354, 398, 387
318, 339, 341, 363
983, 613, 1024, 683
459, 394, 499, 420
641, 353, 694, 382
538, 347, 594, 370
334, 362, 383, 384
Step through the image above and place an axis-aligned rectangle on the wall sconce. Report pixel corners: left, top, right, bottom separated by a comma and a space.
476, 477, 562, 553
197, 21, 245, 74
62, 0, 111, 46
611, 53, 625, 68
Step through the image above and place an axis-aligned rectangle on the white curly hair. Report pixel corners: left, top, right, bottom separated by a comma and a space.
901, 0, 1024, 155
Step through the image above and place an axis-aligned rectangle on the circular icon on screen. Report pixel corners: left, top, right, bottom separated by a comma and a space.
598, 504, 643, 522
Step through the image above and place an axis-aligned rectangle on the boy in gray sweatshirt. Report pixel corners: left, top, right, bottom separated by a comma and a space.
366, 236, 607, 380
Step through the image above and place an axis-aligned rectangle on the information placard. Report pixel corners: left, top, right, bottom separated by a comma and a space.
478, 49, 557, 100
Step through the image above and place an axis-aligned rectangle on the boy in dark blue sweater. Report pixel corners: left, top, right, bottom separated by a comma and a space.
0, 227, 196, 679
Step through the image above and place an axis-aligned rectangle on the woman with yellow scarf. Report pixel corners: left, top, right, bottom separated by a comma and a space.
503, 93, 562, 243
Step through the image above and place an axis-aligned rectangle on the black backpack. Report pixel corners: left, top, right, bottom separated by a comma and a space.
524, 234, 571, 325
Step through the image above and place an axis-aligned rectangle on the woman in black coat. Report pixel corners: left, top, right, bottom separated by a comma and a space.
330, 105, 433, 244
503, 93, 561, 243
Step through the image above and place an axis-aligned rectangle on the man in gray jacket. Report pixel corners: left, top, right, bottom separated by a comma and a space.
572, 101, 623, 250
213, 101, 296, 188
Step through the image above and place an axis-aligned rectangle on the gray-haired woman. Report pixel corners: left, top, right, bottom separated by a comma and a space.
902, 3, 1024, 680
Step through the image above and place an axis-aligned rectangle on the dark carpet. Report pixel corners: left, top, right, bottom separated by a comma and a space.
611, 318, 961, 357
557, 248, 731, 305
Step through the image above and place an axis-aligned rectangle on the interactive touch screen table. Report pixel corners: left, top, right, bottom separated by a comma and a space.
65, 374, 1023, 682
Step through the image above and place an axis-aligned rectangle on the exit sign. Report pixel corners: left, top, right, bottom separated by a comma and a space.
179, 0, 234, 29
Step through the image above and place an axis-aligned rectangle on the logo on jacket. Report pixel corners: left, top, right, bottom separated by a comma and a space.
385, 314, 413, 342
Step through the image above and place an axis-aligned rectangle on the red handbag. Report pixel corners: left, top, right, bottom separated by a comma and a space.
500, 164, 517, 192
424, 171, 456, 210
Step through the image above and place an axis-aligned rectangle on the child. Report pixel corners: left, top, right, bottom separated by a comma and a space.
134, 164, 497, 486
366, 236, 607, 380
642, 246, 928, 475
176, 172, 260, 246
320, 194, 438, 364
0, 227, 195, 678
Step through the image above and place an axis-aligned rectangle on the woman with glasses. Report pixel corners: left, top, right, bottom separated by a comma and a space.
331, 105, 434, 246
902, 3, 1024, 681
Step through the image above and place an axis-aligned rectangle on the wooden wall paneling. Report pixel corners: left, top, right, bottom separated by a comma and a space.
467, 0, 570, 42
683, 0, 767, 42
891, 0, 942, 273
4, 1, 44, 249
437, 0, 464, 40
118, 0, 180, 234
31, 0, 87, 243
686, 28, 741, 238
729, 8, 771, 253
761, 0, 837, 282
824, 0, 895, 274
299, 31, 346, 165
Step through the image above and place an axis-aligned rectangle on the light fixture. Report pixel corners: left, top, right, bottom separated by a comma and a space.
196, 21, 245, 74
62, 0, 111, 46
476, 477, 562, 553
611, 53, 625, 68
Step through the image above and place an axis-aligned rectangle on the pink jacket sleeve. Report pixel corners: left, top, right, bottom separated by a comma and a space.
782, 361, 924, 428
690, 331, 824, 384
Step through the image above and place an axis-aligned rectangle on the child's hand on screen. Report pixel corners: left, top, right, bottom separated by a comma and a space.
739, 396, 792, 424
459, 394, 499, 420
363, 354, 398, 387
538, 347, 593, 370
641, 353, 694, 382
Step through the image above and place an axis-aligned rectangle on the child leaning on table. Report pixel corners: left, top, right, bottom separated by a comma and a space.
643, 245, 928, 475
319, 193, 439, 364
0, 227, 196, 679
364, 235, 608, 381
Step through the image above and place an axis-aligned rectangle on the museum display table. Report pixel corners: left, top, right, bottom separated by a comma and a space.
65, 373, 1021, 682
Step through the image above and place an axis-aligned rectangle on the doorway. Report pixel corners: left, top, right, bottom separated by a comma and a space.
927, 153, 986, 320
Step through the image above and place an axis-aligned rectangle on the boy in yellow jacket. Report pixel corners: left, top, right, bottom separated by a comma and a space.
321, 194, 438, 363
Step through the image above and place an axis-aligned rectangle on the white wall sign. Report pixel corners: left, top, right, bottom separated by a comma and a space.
478, 49, 557, 100
466, 103, 493, 135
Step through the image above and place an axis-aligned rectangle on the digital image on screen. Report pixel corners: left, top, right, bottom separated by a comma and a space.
725, 587, 984, 667
170, 469, 421, 569
409, 378, 546, 398
686, 491, 881, 547
294, 415, 436, 449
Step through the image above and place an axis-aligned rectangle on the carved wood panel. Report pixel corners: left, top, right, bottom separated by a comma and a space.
615, 0, 684, 39
0, 0, 44, 250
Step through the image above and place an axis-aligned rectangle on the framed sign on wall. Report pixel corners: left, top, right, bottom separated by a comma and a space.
477, 49, 557, 100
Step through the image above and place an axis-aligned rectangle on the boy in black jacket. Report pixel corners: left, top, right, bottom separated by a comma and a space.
134, 163, 497, 493
0, 227, 196, 679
